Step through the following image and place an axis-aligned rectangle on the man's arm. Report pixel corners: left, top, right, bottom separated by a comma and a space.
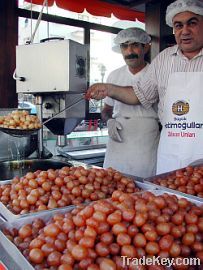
101, 103, 113, 122
86, 83, 140, 105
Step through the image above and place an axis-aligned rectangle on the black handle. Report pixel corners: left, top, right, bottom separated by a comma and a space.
40, 37, 64, 43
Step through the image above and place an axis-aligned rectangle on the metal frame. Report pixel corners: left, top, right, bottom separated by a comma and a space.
0, 188, 202, 269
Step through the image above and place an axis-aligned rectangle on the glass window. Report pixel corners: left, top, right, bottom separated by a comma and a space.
89, 30, 124, 113
90, 30, 124, 85
18, 17, 84, 44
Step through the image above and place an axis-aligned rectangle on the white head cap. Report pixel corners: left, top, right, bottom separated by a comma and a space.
112, 27, 151, 53
166, 0, 203, 27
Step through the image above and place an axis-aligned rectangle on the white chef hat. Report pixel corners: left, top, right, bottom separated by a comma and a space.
166, 0, 203, 27
112, 27, 151, 53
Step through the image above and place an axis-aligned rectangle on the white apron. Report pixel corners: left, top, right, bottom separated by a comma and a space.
156, 72, 203, 174
103, 116, 160, 178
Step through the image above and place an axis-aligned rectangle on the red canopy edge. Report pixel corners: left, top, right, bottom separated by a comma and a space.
24, 0, 145, 22
24, 0, 54, 6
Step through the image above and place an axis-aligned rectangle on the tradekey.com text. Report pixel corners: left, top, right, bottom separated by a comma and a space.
121, 256, 201, 268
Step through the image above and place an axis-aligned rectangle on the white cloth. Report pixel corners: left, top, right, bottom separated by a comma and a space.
103, 65, 159, 178
114, 28, 151, 45
132, 45, 203, 174
105, 65, 157, 119
104, 117, 159, 178
166, 0, 203, 27
113, 28, 151, 53
157, 72, 203, 174
107, 118, 123, 142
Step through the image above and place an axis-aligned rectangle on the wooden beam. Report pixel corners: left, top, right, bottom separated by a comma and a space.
0, 0, 18, 108
129, 0, 153, 8
145, 0, 174, 60
102, 0, 131, 6
102, 0, 153, 8
129, 0, 169, 8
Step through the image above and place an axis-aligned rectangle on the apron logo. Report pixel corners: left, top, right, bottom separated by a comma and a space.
172, 100, 189, 116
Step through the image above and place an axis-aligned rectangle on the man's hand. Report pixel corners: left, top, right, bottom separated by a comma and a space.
85, 84, 139, 105
107, 118, 123, 143
85, 83, 110, 100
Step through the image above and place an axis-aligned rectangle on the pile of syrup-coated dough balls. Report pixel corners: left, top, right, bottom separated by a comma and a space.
0, 110, 41, 130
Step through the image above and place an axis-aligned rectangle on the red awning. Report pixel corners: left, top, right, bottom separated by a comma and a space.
24, 0, 145, 22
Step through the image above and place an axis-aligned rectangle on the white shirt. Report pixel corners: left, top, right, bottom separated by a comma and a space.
104, 64, 157, 119
134, 45, 203, 123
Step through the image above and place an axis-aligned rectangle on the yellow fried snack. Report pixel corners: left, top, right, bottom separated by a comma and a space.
0, 110, 41, 130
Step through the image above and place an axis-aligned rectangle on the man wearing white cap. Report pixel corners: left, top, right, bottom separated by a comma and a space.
86, 0, 203, 174
101, 28, 160, 178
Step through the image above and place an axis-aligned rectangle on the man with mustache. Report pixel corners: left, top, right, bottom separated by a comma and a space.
101, 28, 160, 177
87, 0, 203, 175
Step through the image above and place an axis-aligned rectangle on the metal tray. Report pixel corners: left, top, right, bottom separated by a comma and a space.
0, 177, 153, 222
0, 190, 202, 270
0, 232, 33, 270
0, 205, 75, 270
0, 126, 40, 137
133, 180, 157, 191
58, 144, 106, 160
0, 198, 75, 222
0, 204, 75, 230
0, 158, 72, 181
149, 189, 203, 206
65, 148, 106, 159
3, 189, 201, 230
144, 181, 203, 203
144, 166, 203, 202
